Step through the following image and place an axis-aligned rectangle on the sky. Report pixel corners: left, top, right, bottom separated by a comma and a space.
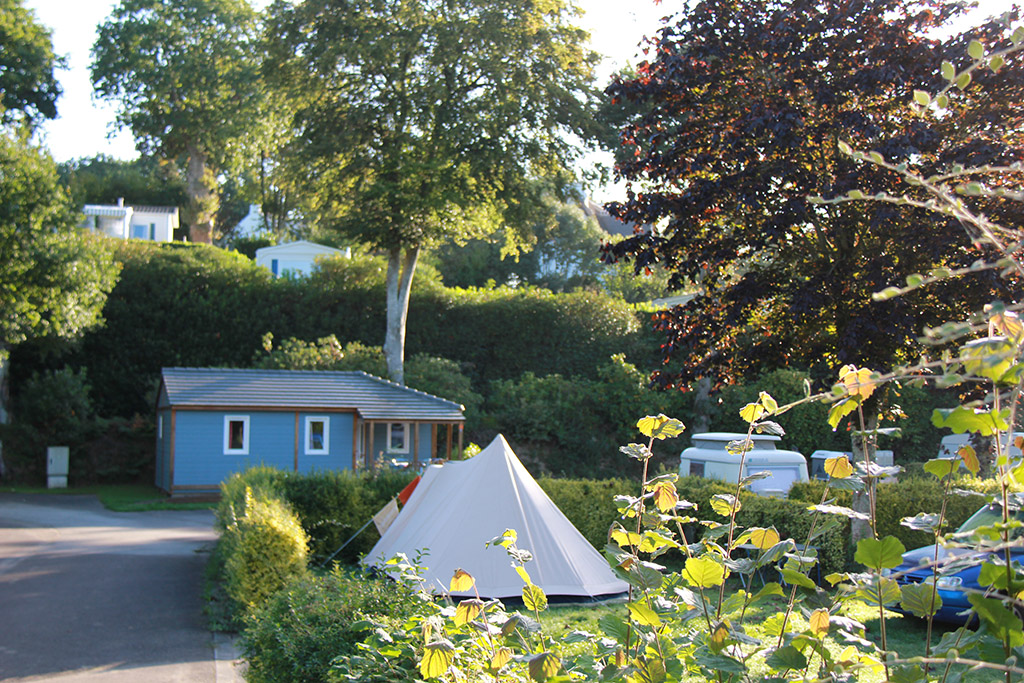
21, 0, 1020, 200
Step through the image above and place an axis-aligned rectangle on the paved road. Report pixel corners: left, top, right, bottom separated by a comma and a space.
0, 493, 242, 682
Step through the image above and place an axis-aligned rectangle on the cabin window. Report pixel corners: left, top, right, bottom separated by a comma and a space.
224, 415, 250, 454
305, 416, 330, 454
387, 423, 410, 453
689, 461, 705, 477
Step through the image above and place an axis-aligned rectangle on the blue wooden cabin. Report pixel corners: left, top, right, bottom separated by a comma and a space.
155, 367, 466, 495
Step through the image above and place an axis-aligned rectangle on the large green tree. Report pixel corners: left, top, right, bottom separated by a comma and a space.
0, 4, 121, 475
91, 0, 268, 244
603, 0, 1022, 398
265, 0, 602, 384
0, 0, 61, 126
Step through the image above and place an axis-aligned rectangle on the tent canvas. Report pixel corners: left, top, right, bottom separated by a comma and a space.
363, 434, 628, 599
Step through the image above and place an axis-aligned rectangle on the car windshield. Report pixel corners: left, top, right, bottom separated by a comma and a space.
957, 503, 1024, 539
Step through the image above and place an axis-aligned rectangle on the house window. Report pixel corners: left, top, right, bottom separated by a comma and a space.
224, 415, 249, 454
271, 259, 279, 276
131, 224, 148, 239
387, 423, 410, 453
158, 415, 163, 439
305, 416, 329, 454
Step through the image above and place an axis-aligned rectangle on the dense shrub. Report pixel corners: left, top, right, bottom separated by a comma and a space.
280, 468, 416, 564
486, 356, 693, 477
222, 488, 309, 611
0, 367, 90, 481
243, 567, 421, 683
216, 466, 287, 531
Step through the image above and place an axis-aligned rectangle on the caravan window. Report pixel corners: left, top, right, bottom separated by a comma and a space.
689, 461, 705, 477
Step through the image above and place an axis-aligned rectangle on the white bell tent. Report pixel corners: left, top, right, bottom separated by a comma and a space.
363, 434, 628, 599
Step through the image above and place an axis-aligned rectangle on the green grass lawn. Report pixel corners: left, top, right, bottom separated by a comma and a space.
0, 483, 215, 511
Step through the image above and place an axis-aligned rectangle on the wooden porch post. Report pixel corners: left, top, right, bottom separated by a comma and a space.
413, 422, 420, 468
446, 424, 453, 460
457, 423, 463, 459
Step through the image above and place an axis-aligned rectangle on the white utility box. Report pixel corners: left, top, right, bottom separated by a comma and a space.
47, 446, 69, 489
680, 432, 808, 497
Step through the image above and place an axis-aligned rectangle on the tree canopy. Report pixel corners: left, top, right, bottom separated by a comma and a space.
91, 0, 268, 243
603, 0, 1023, 391
265, 0, 604, 382
0, 0, 61, 126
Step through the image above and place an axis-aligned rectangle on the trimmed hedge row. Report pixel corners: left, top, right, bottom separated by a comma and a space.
14, 243, 652, 419
540, 475, 848, 577
788, 475, 992, 552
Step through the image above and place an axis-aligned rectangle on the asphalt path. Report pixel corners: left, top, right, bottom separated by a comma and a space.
0, 493, 242, 682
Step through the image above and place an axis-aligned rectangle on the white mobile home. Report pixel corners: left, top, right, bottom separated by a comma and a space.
680, 432, 808, 497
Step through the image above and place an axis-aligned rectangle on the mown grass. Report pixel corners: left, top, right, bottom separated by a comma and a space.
0, 483, 215, 511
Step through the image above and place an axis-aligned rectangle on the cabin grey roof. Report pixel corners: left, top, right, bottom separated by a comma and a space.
161, 367, 464, 421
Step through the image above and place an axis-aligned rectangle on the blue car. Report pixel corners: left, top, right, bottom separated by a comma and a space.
892, 499, 1024, 624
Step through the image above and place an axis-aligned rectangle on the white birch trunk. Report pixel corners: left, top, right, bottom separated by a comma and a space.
384, 246, 419, 385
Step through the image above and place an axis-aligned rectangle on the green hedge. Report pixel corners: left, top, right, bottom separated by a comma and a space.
243, 567, 421, 683
280, 469, 416, 564
14, 245, 651, 420
788, 476, 992, 552
540, 475, 847, 578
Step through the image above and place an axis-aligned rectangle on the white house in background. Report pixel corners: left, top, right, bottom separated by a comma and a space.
255, 240, 350, 278
232, 203, 268, 239
81, 199, 179, 242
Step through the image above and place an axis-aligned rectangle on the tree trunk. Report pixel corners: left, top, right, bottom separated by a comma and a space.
0, 345, 9, 479
850, 410, 880, 544
384, 245, 420, 385
692, 377, 712, 433
185, 144, 216, 244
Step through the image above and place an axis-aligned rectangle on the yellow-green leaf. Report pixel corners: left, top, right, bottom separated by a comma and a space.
758, 391, 778, 414
652, 480, 679, 512
683, 556, 726, 588
454, 600, 482, 627
824, 455, 854, 479
809, 609, 830, 637
749, 527, 780, 550
420, 641, 455, 679
710, 493, 739, 517
514, 564, 532, 586
528, 652, 562, 682
968, 39, 985, 60
959, 444, 980, 475
839, 364, 877, 400
913, 90, 931, 106
490, 647, 512, 672
828, 398, 859, 429
523, 583, 548, 612
627, 601, 662, 627
449, 568, 475, 593
739, 401, 766, 424
611, 528, 644, 548
636, 414, 686, 440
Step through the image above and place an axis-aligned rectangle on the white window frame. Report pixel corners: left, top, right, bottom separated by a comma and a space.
387, 422, 410, 454
224, 415, 250, 455
305, 416, 330, 455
